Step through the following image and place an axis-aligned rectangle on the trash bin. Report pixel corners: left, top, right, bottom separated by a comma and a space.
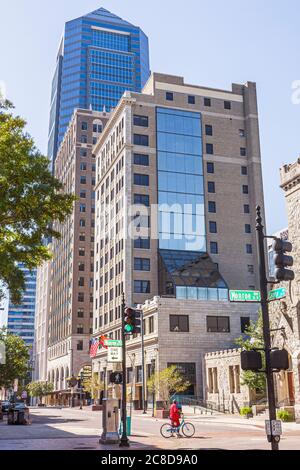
119, 417, 131, 436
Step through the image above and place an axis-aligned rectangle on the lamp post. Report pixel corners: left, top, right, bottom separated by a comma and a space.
120, 292, 130, 447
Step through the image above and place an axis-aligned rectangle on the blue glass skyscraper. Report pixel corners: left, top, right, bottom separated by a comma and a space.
48, 7, 150, 167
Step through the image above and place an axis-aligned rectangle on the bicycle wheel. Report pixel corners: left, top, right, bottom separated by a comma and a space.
160, 423, 175, 438
182, 422, 195, 438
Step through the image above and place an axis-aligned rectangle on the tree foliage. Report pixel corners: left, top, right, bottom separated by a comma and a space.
0, 100, 75, 303
82, 373, 104, 399
147, 365, 190, 408
235, 311, 266, 393
27, 381, 54, 402
0, 328, 30, 389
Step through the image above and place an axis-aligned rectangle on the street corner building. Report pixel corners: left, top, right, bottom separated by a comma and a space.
268, 157, 300, 422
90, 72, 265, 408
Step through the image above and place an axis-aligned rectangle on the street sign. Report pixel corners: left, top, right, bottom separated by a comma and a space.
105, 339, 123, 347
229, 290, 261, 303
107, 346, 122, 363
268, 287, 287, 301
265, 420, 282, 437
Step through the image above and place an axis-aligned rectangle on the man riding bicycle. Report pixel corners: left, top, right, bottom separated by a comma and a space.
169, 400, 182, 438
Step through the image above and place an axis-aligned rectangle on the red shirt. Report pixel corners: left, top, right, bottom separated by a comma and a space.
170, 403, 180, 420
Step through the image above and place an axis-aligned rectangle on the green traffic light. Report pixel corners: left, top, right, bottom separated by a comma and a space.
125, 324, 134, 333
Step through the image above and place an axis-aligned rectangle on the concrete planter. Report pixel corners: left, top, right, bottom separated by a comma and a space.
155, 409, 169, 419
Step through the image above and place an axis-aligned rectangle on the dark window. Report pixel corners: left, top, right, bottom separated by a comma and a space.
134, 134, 149, 146
246, 244, 253, 254
188, 95, 195, 104
210, 241, 218, 254
241, 166, 248, 175
248, 265, 254, 274
239, 129, 245, 137
208, 201, 216, 213
80, 190, 86, 198
136, 365, 143, 382
78, 263, 85, 271
134, 173, 149, 186
241, 317, 250, 333
81, 135, 87, 143
240, 147, 247, 157
205, 125, 213, 136
77, 309, 84, 318
134, 258, 150, 271
208, 181, 215, 193
166, 92, 174, 101
78, 293, 84, 302
207, 316, 230, 333
134, 238, 150, 249
209, 221, 217, 233
134, 280, 150, 293
206, 143, 214, 155
80, 176, 86, 184
81, 122, 88, 131
77, 341, 83, 351
134, 115, 149, 127
79, 219, 85, 227
80, 148, 87, 157
204, 97, 211, 107
77, 325, 84, 334
245, 224, 251, 234
224, 101, 231, 110
170, 315, 189, 332
242, 185, 249, 194
78, 277, 84, 287
244, 204, 250, 214
207, 162, 214, 174
134, 194, 150, 206
134, 153, 149, 166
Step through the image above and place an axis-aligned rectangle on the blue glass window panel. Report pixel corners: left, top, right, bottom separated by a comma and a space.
158, 152, 203, 175
92, 29, 130, 52
159, 212, 206, 236
158, 193, 205, 213
157, 113, 201, 137
157, 133, 202, 155
197, 288, 208, 300
159, 235, 206, 252
218, 289, 229, 301
176, 286, 187, 299
158, 172, 204, 194
207, 288, 219, 301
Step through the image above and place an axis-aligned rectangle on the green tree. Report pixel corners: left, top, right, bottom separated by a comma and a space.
0, 100, 75, 303
82, 373, 104, 400
147, 365, 190, 409
235, 311, 266, 394
0, 328, 30, 389
27, 381, 54, 404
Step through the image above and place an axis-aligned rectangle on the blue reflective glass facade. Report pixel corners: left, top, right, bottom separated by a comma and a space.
7, 264, 36, 347
48, 7, 150, 167
156, 108, 206, 251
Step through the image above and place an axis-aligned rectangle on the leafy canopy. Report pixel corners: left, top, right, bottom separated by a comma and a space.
0, 328, 31, 389
27, 381, 54, 401
0, 100, 75, 303
147, 365, 190, 408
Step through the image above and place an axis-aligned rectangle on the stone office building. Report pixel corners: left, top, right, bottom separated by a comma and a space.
90, 72, 265, 403
47, 109, 109, 404
269, 158, 300, 422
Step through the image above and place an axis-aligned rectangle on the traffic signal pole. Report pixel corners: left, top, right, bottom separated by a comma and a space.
256, 206, 279, 451
120, 292, 129, 447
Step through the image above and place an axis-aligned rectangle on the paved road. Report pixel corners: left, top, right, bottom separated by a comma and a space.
0, 407, 300, 450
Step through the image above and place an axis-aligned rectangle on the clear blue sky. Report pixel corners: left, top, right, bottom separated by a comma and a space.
1, 0, 299, 233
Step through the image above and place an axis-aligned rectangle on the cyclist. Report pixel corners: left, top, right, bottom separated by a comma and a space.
169, 400, 182, 438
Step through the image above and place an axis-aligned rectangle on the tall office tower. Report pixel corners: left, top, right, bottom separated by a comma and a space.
7, 264, 37, 348
48, 7, 150, 169
46, 109, 110, 405
91, 73, 265, 397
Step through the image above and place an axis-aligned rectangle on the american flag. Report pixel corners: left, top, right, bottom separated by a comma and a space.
89, 337, 100, 358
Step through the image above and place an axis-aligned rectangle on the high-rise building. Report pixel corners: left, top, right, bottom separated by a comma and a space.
7, 264, 36, 348
91, 73, 265, 401
46, 109, 110, 404
48, 7, 150, 169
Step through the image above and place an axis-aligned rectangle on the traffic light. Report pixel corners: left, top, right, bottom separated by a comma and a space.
110, 372, 123, 384
270, 349, 289, 371
272, 238, 294, 282
241, 350, 263, 371
124, 307, 142, 334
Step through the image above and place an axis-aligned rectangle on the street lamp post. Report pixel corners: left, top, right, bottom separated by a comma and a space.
120, 292, 130, 447
141, 310, 147, 414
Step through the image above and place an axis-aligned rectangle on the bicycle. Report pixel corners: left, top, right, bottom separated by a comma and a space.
160, 416, 195, 438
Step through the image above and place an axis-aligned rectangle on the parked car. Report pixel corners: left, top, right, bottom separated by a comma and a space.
1, 401, 11, 413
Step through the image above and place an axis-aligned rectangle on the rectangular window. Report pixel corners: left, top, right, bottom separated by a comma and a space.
246, 244, 253, 254
134, 280, 150, 293
224, 101, 231, 110
208, 181, 215, 193
79, 219, 85, 227
204, 97, 211, 107
205, 125, 213, 136
134, 194, 150, 206
244, 204, 250, 214
80, 176, 86, 184
80, 148, 87, 157
242, 185, 249, 194
206, 143, 214, 155
241, 317, 250, 333
207, 162, 214, 174
81, 122, 88, 131
78, 293, 84, 302
241, 166, 248, 175
248, 265, 254, 274
134, 258, 150, 271
149, 316, 154, 334
77, 341, 83, 351
79, 204, 86, 213
81, 135, 87, 144
210, 241, 218, 254
188, 95, 195, 104
134, 153, 149, 166
134, 134, 149, 146
240, 147, 247, 157
77, 309, 84, 318
166, 92, 174, 101
134, 115, 149, 127
80, 162, 87, 171
209, 221, 217, 234
239, 129, 245, 137
134, 238, 150, 249
208, 201, 216, 213
245, 224, 251, 234
170, 315, 189, 332
134, 174, 149, 186
207, 316, 230, 333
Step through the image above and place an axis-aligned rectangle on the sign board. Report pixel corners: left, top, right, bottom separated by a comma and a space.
265, 420, 282, 437
107, 346, 122, 363
268, 287, 287, 301
229, 290, 261, 303
105, 339, 123, 347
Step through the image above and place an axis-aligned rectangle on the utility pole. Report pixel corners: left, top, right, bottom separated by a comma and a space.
256, 205, 279, 451
141, 310, 147, 414
120, 292, 129, 447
